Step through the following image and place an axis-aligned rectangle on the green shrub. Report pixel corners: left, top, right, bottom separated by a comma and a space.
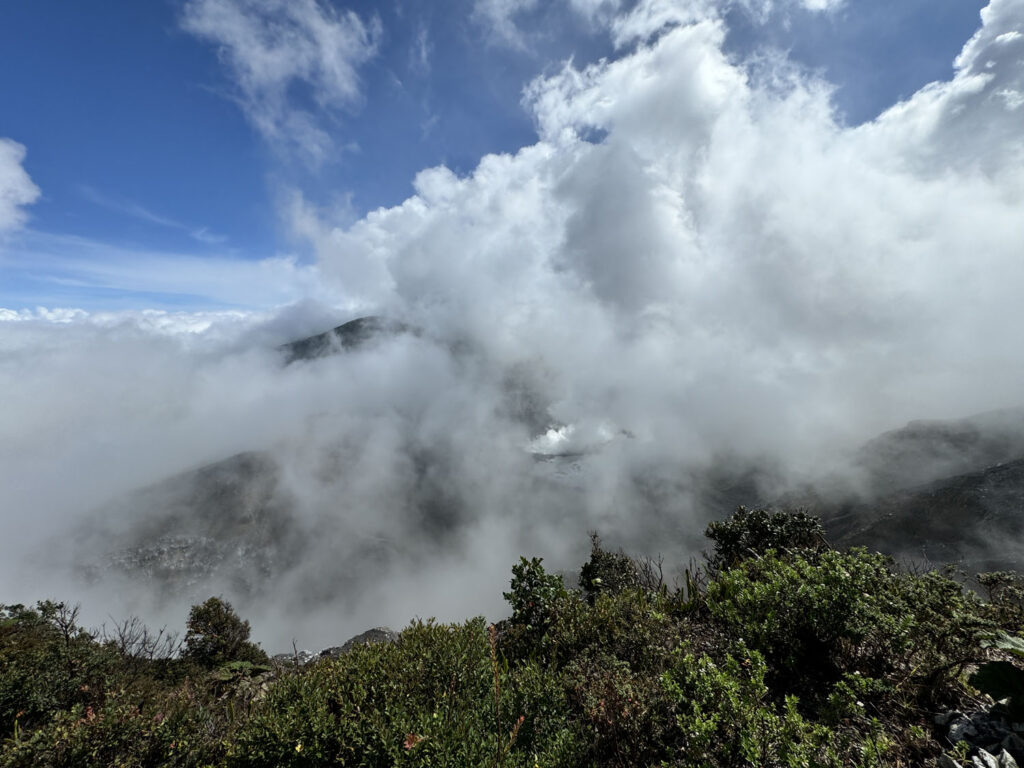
661, 644, 844, 767
502, 556, 567, 647
182, 597, 268, 669
706, 547, 986, 718
230, 618, 575, 768
705, 507, 826, 570
978, 571, 1024, 630
542, 588, 683, 674
1, 686, 229, 768
565, 651, 676, 767
0, 602, 121, 735
706, 549, 898, 687
2, 507, 1017, 768
0, 602, 241, 768
579, 533, 639, 604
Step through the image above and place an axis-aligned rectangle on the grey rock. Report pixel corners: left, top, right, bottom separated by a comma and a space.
343, 627, 398, 653
317, 627, 399, 660
280, 316, 413, 364
272, 649, 318, 666
938, 758, 964, 768
1002, 733, 1024, 756
971, 749, 1019, 768
952, 718, 981, 742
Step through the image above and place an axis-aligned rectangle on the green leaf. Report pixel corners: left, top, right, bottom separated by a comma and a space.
981, 631, 1024, 659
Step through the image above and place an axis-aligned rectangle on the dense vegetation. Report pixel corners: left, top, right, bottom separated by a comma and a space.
4, 507, 1024, 767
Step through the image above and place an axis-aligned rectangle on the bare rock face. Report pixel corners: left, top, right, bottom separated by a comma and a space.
854, 409, 1024, 495
815, 410, 1024, 571
321, 627, 400, 658
279, 316, 412, 364
833, 458, 1024, 570
272, 627, 399, 666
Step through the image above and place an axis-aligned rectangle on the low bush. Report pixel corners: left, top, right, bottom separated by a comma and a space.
182, 597, 269, 669
705, 506, 826, 570
3, 506, 1023, 767
661, 644, 845, 768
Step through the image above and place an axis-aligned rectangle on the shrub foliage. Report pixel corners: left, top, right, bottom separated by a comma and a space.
2, 506, 1022, 767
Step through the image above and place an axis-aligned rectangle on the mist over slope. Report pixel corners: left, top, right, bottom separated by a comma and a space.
2, 0, 1024, 648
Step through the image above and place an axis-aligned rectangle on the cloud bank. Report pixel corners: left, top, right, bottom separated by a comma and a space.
3, 0, 1023, 648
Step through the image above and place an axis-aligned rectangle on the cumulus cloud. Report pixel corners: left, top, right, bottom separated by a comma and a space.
0, 139, 40, 233
181, 0, 381, 164
306, 0, 1024, 498
862, 0, 1024, 175
3, 0, 1024, 649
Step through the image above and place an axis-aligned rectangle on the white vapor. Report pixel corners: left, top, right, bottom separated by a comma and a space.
0, 139, 40, 233
181, 0, 381, 165
2, 0, 1023, 650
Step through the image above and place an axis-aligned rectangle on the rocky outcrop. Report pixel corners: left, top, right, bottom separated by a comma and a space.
856, 409, 1024, 496
830, 459, 1024, 571
272, 627, 399, 666
937, 708, 1024, 767
279, 316, 412, 364
323, 627, 399, 657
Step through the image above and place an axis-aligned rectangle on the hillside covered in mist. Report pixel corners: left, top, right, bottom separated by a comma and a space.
18, 316, 1024, 656
2, 0, 1024, 656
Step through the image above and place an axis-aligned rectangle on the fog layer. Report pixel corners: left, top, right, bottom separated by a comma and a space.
2, 0, 1023, 648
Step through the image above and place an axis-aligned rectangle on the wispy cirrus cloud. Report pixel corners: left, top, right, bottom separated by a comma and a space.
0, 139, 41, 233
79, 185, 227, 245
474, 0, 844, 52
470, 0, 539, 49
0, 230, 326, 311
181, 0, 382, 165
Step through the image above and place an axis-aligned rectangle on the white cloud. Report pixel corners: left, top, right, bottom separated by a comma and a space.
0, 306, 259, 336
610, 0, 719, 46
181, 0, 381, 165
306, 0, 1024, 464
608, 0, 842, 46
410, 23, 432, 76
859, 0, 1024, 175
798, 0, 842, 9
79, 185, 228, 245
0, 139, 41, 233
4, 0, 1024, 647
1, 230, 328, 310
471, 0, 539, 49
568, 0, 623, 24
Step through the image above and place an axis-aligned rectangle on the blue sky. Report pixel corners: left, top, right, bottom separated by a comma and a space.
0, 0, 994, 311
